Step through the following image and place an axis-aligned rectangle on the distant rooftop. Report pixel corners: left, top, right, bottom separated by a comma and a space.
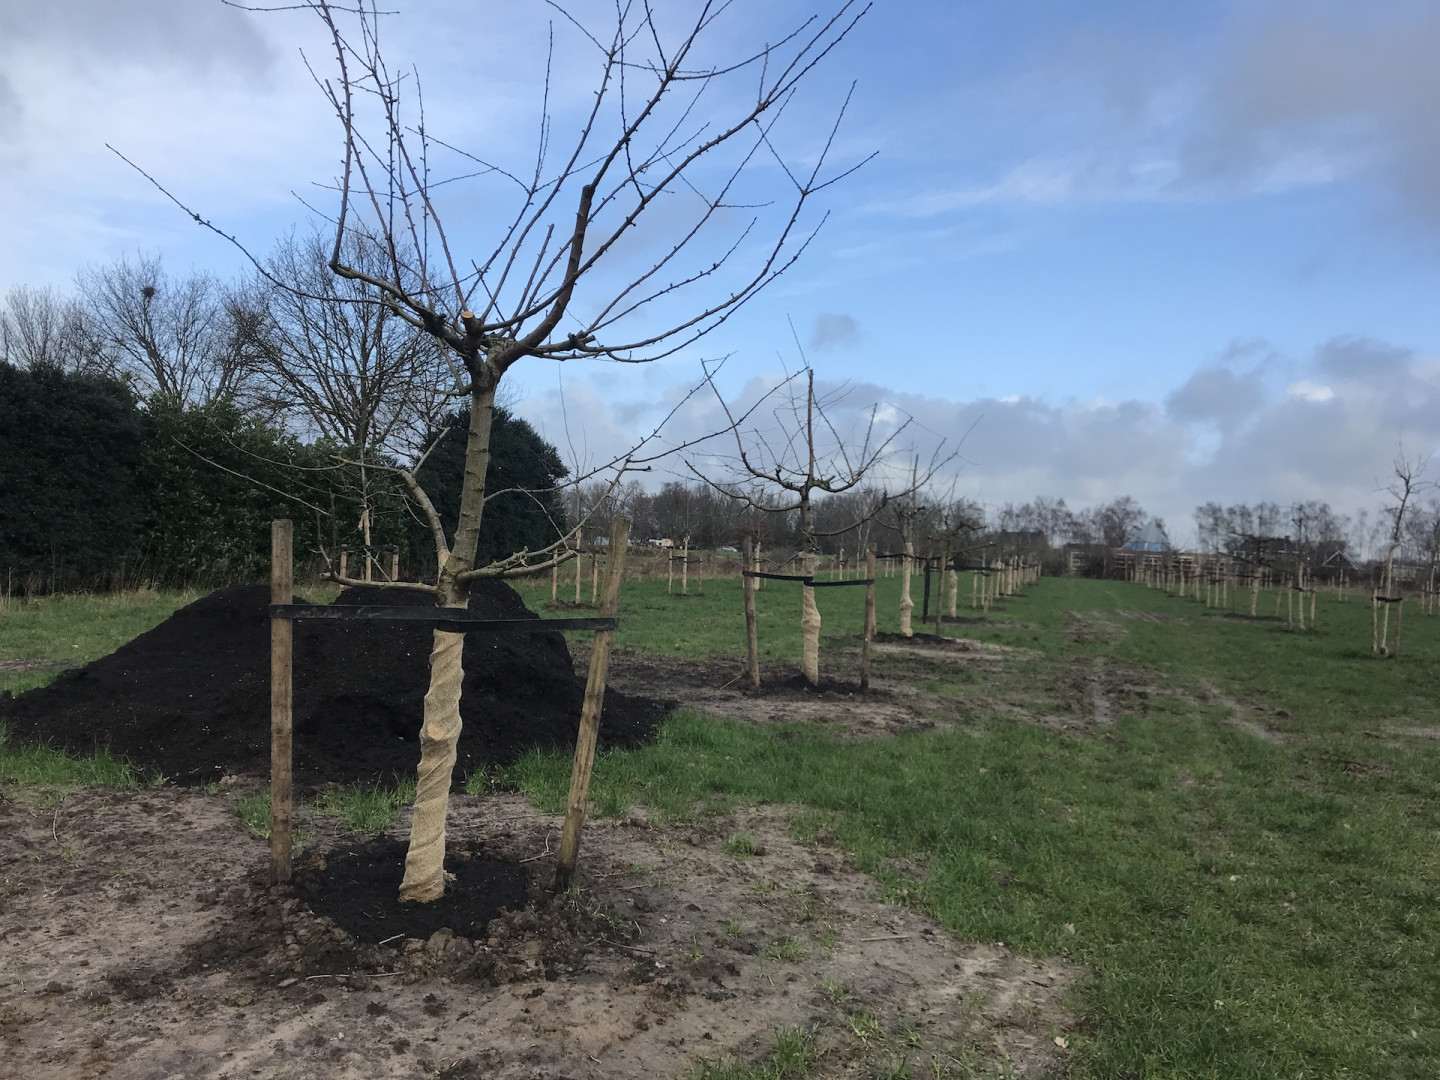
1122, 519, 1171, 552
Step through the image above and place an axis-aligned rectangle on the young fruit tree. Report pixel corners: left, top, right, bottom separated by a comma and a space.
168, 0, 871, 901
1374, 453, 1426, 657
695, 368, 935, 685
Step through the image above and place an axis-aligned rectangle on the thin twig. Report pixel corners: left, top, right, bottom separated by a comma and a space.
520, 834, 555, 863
599, 937, 655, 955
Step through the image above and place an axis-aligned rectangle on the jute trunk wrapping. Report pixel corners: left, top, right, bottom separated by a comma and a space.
801, 554, 821, 685
899, 544, 914, 637
400, 627, 465, 902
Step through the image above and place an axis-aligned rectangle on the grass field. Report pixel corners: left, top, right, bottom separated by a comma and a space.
514, 570, 1440, 1079
4, 571, 1439, 1077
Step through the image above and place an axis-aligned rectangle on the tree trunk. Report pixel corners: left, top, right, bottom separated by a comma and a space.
399, 385, 497, 903
860, 545, 875, 691
899, 539, 915, 637
801, 553, 821, 686
743, 537, 760, 689
400, 628, 464, 902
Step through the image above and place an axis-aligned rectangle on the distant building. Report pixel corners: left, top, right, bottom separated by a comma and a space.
1122, 519, 1170, 553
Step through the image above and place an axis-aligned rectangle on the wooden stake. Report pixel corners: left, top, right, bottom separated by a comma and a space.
743, 536, 760, 689
269, 519, 294, 885
556, 516, 631, 891
681, 537, 690, 596
592, 552, 599, 604
575, 546, 582, 604
861, 546, 876, 691
551, 562, 559, 603
390, 550, 400, 581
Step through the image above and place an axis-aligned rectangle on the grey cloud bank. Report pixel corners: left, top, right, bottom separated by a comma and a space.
515, 333, 1438, 547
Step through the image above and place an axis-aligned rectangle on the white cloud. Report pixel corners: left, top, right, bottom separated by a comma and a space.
1286, 380, 1336, 403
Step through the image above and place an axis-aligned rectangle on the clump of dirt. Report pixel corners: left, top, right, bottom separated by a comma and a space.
0, 582, 672, 788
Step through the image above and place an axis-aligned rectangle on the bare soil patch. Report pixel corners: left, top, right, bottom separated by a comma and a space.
1051, 659, 1186, 735
0, 790, 1078, 1079
1113, 610, 1182, 624
1194, 679, 1287, 745
1063, 612, 1124, 645
0, 658, 67, 675
0, 591, 1080, 1076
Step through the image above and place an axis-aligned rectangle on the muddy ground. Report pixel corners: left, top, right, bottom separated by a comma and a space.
2, 631, 1081, 1079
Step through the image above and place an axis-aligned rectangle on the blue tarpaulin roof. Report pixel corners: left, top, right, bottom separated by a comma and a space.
1122, 520, 1170, 552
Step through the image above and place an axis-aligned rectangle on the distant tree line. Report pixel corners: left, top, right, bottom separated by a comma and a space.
0, 242, 570, 594
4, 247, 1425, 589
0, 362, 567, 593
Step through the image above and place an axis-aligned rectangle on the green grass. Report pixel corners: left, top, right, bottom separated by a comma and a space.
7, 574, 1440, 1076
0, 588, 203, 696
312, 778, 416, 833
0, 723, 144, 796
722, 832, 760, 859
500, 575, 1440, 1079
686, 1025, 819, 1080
235, 788, 272, 838
514, 572, 905, 660
235, 779, 416, 838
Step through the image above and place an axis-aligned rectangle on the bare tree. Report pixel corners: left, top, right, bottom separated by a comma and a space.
249, 229, 451, 577
78, 254, 259, 404
143, 0, 871, 901
0, 285, 108, 375
695, 368, 925, 684
1374, 452, 1426, 657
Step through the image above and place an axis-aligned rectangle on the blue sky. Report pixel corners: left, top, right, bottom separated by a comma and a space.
3, 1, 1439, 547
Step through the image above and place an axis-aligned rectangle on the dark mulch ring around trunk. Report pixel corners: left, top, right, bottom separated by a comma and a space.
870, 630, 972, 647
293, 836, 529, 945
0, 581, 674, 790
755, 672, 868, 696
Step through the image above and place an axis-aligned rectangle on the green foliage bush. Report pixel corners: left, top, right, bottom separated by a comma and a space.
412, 406, 569, 570
0, 364, 572, 592
0, 364, 148, 590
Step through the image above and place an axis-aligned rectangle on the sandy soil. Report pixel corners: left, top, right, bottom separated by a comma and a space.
2, 640, 1081, 1079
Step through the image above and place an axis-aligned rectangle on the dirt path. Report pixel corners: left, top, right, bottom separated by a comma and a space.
1, 789, 1077, 1079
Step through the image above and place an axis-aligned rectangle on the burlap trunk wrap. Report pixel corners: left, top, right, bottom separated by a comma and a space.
399, 628, 465, 902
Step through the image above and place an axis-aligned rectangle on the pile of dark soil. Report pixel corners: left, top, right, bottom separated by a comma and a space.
0, 582, 672, 787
